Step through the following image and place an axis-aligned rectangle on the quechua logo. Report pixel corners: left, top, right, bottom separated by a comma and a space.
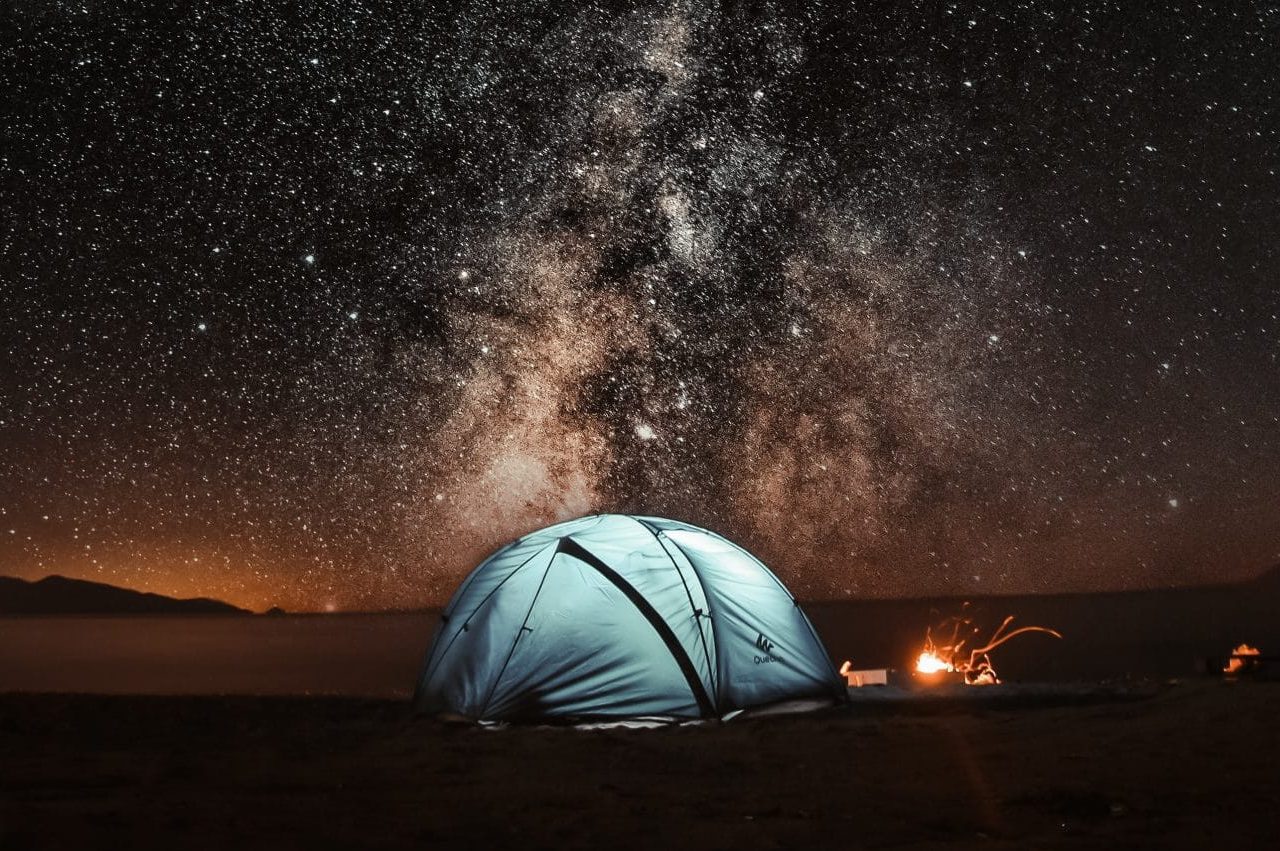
754, 632, 781, 664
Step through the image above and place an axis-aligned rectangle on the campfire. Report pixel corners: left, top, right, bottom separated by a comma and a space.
915, 607, 1062, 685
1223, 644, 1261, 676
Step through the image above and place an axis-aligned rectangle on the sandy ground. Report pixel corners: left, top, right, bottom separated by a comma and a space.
2, 682, 1278, 850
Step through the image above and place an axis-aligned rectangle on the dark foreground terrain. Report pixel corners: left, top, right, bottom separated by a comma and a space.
2, 682, 1278, 850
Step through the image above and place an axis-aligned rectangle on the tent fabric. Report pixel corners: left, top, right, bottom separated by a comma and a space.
413, 514, 843, 720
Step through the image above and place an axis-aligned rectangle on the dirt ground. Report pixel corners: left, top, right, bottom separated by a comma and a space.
2, 681, 1278, 850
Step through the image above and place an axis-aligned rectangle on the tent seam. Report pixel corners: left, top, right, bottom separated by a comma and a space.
645, 532, 731, 711
660, 526, 841, 700
477, 550, 556, 718
417, 541, 555, 697
630, 516, 719, 708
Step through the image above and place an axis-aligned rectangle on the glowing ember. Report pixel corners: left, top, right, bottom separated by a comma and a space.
1223, 644, 1261, 675
915, 651, 953, 674
914, 607, 1062, 685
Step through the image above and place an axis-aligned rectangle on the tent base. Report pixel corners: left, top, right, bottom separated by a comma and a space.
423, 696, 845, 729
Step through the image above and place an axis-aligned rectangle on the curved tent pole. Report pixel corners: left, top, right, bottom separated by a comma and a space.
659, 523, 844, 699
630, 516, 720, 709
556, 536, 717, 718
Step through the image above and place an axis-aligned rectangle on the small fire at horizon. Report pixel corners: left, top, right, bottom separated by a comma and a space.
914, 609, 1063, 686
1223, 644, 1262, 676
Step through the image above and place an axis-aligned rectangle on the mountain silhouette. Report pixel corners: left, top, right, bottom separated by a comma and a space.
0, 575, 250, 615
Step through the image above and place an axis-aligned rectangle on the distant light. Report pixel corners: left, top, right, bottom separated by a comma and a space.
197, 322, 207, 332
347, 311, 359, 320
1168, 498, 1179, 509
309, 57, 320, 66
458, 269, 470, 281
963, 80, 974, 88
634, 422, 656, 441
303, 254, 316, 265
987, 334, 1000, 344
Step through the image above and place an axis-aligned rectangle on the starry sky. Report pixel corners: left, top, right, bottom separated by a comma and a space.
2, 1, 1278, 612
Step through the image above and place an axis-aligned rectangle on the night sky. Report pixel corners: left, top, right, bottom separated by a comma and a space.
2, 1, 1278, 611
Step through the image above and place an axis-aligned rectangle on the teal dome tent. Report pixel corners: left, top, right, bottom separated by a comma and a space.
413, 515, 843, 721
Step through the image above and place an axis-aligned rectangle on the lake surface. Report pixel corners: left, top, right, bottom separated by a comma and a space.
0, 613, 438, 697
3, 583, 1276, 695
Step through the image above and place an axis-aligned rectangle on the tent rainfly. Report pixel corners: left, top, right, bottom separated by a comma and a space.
413, 514, 844, 721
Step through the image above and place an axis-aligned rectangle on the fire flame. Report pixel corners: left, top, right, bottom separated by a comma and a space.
1223, 644, 1261, 675
915, 650, 953, 674
914, 607, 1062, 685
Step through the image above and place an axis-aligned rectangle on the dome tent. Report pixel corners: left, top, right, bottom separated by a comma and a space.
413, 514, 843, 721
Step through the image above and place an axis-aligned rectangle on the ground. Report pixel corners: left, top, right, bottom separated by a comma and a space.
2, 682, 1277, 850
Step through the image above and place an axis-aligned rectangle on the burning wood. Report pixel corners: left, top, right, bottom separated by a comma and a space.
1223, 644, 1261, 676
915, 607, 1062, 685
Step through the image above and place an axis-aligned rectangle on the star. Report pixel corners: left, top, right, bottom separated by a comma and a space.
2, 0, 1274, 610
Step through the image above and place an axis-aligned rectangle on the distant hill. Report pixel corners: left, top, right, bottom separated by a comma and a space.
0, 575, 250, 615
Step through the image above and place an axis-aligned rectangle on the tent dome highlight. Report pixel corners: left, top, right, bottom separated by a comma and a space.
413, 514, 843, 721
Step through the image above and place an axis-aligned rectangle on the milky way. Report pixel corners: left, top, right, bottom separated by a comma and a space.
3, 2, 1278, 610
